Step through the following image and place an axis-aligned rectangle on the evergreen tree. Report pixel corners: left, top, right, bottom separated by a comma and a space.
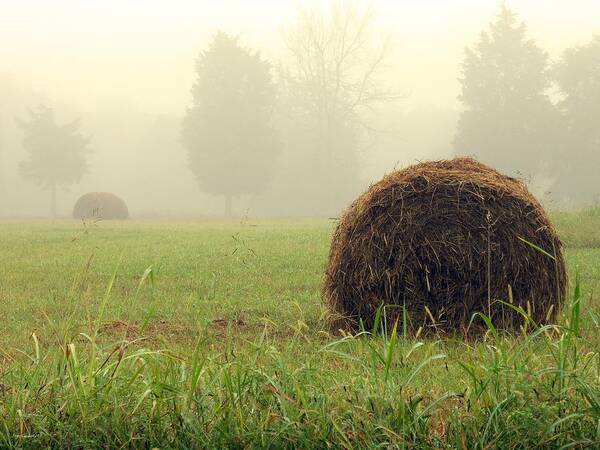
553, 36, 600, 204
454, 6, 559, 178
182, 32, 281, 216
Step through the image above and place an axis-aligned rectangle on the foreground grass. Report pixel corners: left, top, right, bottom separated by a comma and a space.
0, 212, 599, 448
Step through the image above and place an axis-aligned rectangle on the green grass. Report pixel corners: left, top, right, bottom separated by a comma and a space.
0, 213, 599, 448
552, 206, 600, 248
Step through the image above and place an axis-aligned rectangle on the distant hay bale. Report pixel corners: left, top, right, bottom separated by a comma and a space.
73, 192, 129, 220
324, 157, 566, 336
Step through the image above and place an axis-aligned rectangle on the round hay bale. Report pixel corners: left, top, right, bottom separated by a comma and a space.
73, 192, 129, 220
324, 157, 566, 335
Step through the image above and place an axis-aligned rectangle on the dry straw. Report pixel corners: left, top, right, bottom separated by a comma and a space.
73, 192, 129, 220
324, 157, 566, 336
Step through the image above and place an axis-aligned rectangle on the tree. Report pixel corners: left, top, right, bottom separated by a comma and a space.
0, 74, 19, 213
453, 6, 559, 178
281, 2, 397, 215
18, 106, 90, 217
182, 32, 281, 217
553, 36, 600, 204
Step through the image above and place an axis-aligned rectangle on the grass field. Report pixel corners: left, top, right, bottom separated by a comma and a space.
1, 211, 599, 448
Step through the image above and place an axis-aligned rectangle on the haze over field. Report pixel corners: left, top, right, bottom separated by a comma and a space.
1, 0, 598, 217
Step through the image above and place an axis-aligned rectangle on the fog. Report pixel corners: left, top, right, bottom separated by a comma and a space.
1, 0, 598, 217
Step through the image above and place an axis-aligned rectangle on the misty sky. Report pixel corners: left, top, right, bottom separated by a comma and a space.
2, 0, 599, 115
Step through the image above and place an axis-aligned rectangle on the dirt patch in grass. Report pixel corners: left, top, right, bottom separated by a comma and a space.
99, 319, 193, 344
211, 318, 247, 331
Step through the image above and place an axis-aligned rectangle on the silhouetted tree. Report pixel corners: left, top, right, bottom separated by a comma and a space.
18, 106, 89, 217
182, 32, 280, 217
553, 36, 600, 204
282, 2, 397, 214
0, 74, 19, 212
454, 6, 559, 178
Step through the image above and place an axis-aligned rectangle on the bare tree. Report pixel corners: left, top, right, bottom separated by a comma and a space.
281, 2, 397, 214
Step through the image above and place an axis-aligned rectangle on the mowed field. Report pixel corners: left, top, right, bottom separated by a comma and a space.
1, 212, 600, 448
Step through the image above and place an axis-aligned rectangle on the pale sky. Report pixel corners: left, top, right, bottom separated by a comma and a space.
1, 0, 598, 115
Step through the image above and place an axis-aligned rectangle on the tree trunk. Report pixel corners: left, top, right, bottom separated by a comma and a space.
224, 193, 232, 217
50, 181, 57, 218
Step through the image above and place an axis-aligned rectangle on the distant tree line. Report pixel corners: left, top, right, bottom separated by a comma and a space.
183, 4, 598, 213
8, 4, 600, 217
